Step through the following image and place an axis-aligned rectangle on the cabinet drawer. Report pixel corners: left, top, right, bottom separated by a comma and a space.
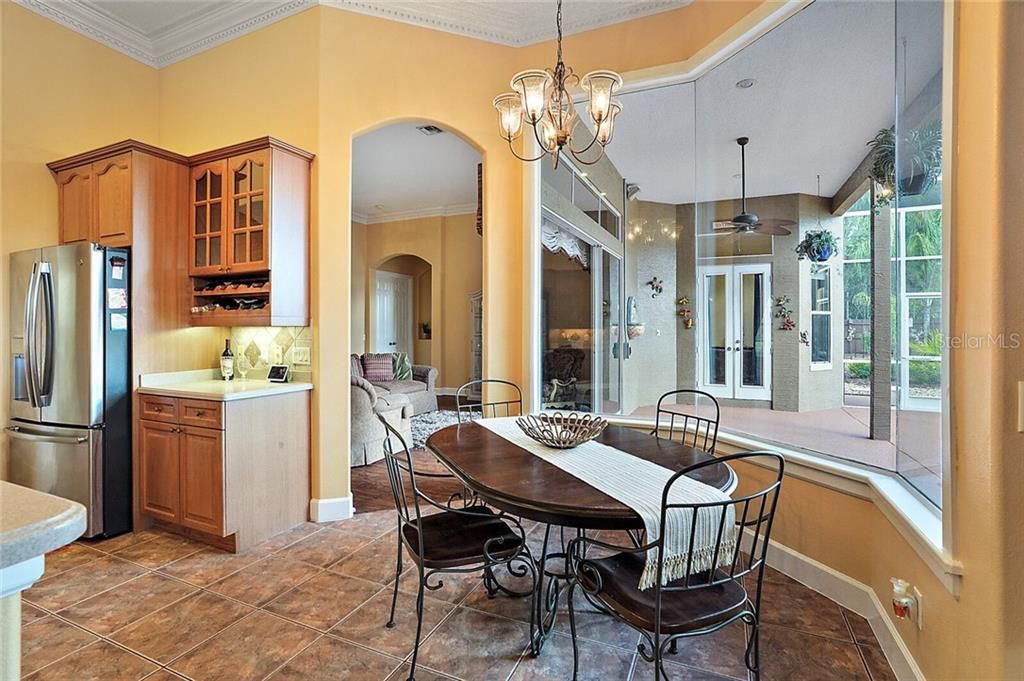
180, 399, 223, 430
140, 395, 178, 423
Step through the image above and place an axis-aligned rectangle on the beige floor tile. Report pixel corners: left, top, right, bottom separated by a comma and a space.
110, 590, 253, 664
24, 555, 147, 611
78, 530, 163, 554
255, 523, 324, 553
265, 571, 382, 631
397, 568, 483, 604
759, 625, 869, 681
860, 644, 897, 681
329, 534, 410, 585
24, 640, 157, 681
158, 547, 267, 587
415, 607, 531, 681
58, 572, 197, 636
20, 616, 98, 677
656, 624, 750, 680
330, 510, 398, 539
759, 577, 852, 641
630, 658, 739, 681
460, 567, 536, 622
169, 611, 319, 681
112, 534, 204, 569
554, 587, 643, 651
21, 602, 48, 626
41, 544, 104, 578
208, 555, 321, 606
331, 589, 454, 659
267, 636, 403, 680
842, 608, 878, 646
277, 528, 377, 568
142, 672, 188, 681
385, 663, 458, 681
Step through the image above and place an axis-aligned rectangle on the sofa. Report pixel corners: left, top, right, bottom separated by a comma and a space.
349, 353, 439, 467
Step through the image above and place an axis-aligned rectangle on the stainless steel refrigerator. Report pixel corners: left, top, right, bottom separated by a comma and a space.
8, 242, 131, 538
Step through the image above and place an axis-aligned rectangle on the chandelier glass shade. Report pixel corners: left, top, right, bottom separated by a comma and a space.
492, 1, 623, 166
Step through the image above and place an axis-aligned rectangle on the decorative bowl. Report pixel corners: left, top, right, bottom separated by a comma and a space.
515, 412, 608, 449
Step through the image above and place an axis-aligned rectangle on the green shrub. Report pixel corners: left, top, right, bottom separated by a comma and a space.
909, 361, 941, 387
845, 362, 871, 379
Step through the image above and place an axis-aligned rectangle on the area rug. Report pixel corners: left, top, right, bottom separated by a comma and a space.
410, 409, 464, 448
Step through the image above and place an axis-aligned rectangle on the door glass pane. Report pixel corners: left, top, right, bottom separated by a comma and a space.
905, 259, 941, 293
602, 251, 621, 414
740, 272, 765, 387
541, 247, 593, 411
195, 172, 207, 201
194, 239, 206, 267
234, 233, 247, 263
250, 195, 264, 226
810, 266, 830, 311
209, 202, 222, 233
210, 172, 222, 200
573, 176, 601, 226
210, 236, 221, 266
706, 274, 727, 385
250, 231, 264, 263
251, 161, 264, 191
234, 162, 249, 194
194, 206, 206, 234
234, 197, 247, 229
908, 297, 942, 354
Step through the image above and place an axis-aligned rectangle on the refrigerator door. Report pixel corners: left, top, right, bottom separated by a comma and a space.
9, 248, 42, 422
38, 243, 105, 427
6, 422, 102, 537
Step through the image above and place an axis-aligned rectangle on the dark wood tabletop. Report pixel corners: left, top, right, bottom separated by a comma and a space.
426, 422, 736, 530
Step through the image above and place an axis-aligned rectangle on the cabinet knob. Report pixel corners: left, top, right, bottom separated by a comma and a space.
195, 410, 205, 417
153, 406, 162, 412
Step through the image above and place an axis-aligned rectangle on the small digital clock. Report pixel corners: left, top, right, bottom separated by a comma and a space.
267, 364, 290, 383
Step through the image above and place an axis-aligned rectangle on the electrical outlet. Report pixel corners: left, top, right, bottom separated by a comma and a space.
270, 343, 283, 364
913, 586, 924, 630
293, 347, 311, 366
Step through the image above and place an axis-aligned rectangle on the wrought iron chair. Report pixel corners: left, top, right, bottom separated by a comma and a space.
456, 379, 524, 422
651, 389, 721, 453
566, 452, 784, 681
377, 415, 537, 681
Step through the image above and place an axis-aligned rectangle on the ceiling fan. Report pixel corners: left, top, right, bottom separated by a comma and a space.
718, 137, 795, 236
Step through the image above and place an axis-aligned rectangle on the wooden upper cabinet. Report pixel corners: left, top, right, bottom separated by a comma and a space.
56, 166, 93, 244
92, 153, 133, 246
226, 151, 270, 273
189, 160, 228, 277
49, 140, 189, 248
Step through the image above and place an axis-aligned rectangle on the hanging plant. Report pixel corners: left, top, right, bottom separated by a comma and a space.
795, 230, 838, 262
866, 123, 942, 206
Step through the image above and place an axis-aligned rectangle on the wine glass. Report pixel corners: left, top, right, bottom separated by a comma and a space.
236, 355, 250, 381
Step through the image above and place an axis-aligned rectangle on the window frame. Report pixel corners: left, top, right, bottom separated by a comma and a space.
809, 263, 833, 370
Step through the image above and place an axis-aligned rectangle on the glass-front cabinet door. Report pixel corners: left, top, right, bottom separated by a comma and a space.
227, 151, 270, 273
190, 161, 228, 276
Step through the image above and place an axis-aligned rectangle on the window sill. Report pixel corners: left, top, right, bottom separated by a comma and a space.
607, 415, 963, 595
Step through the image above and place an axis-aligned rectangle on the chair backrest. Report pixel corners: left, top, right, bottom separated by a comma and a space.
651, 452, 783, 601
456, 379, 523, 422
652, 389, 721, 453
377, 413, 430, 543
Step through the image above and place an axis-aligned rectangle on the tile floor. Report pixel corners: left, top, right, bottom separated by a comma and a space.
21, 510, 897, 681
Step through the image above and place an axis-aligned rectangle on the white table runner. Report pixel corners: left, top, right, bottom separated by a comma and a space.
477, 417, 736, 590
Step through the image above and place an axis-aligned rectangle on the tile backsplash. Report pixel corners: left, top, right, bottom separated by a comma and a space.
230, 327, 313, 383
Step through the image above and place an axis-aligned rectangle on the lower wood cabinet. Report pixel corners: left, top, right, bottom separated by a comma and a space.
136, 389, 310, 552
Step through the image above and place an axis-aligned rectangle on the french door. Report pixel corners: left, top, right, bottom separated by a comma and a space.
698, 264, 772, 401
374, 271, 413, 356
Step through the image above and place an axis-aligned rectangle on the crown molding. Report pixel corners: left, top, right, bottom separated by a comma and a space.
13, 0, 316, 68
15, 0, 689, 69
355, 203, 477, 225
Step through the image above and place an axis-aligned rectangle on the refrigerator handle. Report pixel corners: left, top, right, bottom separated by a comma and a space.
37, 263, 55, 404
4, 426, 88, 445
23, 262, 40, 408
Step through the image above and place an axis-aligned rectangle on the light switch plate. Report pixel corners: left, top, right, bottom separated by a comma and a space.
293, 347, 311, 366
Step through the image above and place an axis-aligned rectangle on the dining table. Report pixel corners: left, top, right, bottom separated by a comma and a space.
425, 420, 737, 654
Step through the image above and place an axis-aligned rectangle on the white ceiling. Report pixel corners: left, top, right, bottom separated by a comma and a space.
600, 0, 944, 206
16, 0, 687, 68
351, 124, 482, 222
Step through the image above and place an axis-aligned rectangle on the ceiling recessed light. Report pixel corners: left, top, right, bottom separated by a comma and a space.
416, 124, 445, 136
735, 78, 756, 89
374, 204, 385, 210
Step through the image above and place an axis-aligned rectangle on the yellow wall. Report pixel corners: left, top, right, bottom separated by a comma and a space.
358, 214, 481, 388
350, 219, 368, 352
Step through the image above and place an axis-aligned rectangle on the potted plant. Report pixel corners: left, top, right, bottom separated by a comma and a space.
795, 229, 839, 262
866, 123, 942, 206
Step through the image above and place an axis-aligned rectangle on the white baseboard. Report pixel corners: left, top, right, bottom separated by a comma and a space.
435, 387, 458, 396
309, 496, 353, 523
759, 534, 927, 681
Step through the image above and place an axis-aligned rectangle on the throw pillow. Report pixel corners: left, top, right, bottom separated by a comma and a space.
393, 352, 413, 381
362, 352, 395, 382
350, 354, 365, 379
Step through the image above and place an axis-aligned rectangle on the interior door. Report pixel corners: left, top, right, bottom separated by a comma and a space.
374, 271, 413, 356
699, 264, 772, 401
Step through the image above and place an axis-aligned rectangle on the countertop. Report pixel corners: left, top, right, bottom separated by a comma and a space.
1, 482, 85, 569
138, 379, 313, 402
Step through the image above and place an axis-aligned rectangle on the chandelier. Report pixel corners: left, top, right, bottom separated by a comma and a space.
492, 0, 623, 167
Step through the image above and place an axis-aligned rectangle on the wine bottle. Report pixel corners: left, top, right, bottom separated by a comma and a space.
220, 339, 235, 381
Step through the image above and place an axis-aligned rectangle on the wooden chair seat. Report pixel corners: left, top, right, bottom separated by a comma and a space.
401, 506, 524, 569
577, 551, 748, 635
